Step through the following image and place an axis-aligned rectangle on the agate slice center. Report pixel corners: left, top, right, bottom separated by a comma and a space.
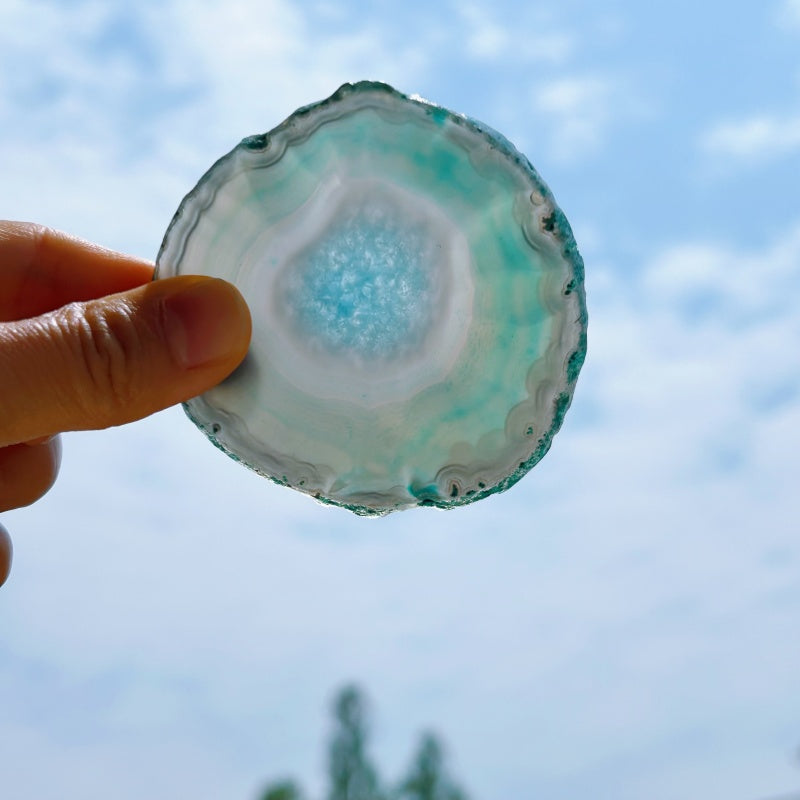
244, 177, 474, 406
280, 189, 436, 363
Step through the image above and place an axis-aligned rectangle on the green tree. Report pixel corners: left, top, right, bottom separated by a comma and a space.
258, 686, 470, 800
327, 685, 385, 800
259, 779, 304, 800
394, 733, 468, 800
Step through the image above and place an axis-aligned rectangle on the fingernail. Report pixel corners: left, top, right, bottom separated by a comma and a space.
162, 278, 251, 369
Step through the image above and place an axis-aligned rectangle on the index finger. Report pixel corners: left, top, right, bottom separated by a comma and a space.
0, 221, 154, 322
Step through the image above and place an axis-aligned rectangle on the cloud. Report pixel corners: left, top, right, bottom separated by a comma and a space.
777, 0, 800, 30
584, 224, 800, 486
0, 0, 436, 254
157, 0, 433, 135
701, 113, 800, 161
643, 227, 800, 322
531, 75, 624, 161
700, 4, 800, 164
453, 2, 573, 62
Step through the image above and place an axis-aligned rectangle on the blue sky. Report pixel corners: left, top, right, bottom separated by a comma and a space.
1, 1, 800, 799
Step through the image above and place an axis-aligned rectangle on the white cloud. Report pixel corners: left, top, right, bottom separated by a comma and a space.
777, 0, 800, 29
454, 3, 572, 62
0, 0, 435, 254
699, 1, 800, 166
643, 227, 800, 320
455, 3, 511, 59
532, 75, 620, 160
157, 0, 432, 134
702, 113, 800, 161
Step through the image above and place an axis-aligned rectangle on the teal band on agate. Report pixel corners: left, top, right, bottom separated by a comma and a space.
156, 81, 588, 515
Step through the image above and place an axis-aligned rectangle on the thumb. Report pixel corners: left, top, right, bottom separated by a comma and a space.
0, 275, 251, 446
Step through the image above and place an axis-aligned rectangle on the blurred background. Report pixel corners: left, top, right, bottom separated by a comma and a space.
1, 1, 800, 798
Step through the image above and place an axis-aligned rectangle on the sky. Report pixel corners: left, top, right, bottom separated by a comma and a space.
1, 1, 800, 798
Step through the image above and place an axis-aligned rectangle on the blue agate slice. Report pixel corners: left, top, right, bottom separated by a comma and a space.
156, 81, 587, 515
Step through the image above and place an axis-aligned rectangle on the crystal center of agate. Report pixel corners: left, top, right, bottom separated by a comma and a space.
280, 193, 436, 363
246, 177, 474, 406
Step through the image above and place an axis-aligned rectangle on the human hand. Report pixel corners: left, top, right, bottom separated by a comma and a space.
0, 221, 252, 586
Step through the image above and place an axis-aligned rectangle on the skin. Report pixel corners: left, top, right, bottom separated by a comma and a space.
0, 221, 252, 587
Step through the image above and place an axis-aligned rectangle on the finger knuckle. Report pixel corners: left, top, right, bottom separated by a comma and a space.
60, 301, 144, 422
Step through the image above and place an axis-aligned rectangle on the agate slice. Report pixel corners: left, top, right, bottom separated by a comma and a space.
156, 81, 587, 515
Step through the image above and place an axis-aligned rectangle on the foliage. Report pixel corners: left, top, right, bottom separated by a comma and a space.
259, 686, 470, 800
394, 733, 468, 800
327, 686, 386, 800
261, 781, 304, 800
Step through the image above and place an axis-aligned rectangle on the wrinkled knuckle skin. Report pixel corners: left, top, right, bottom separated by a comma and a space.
60, 301, 145, 423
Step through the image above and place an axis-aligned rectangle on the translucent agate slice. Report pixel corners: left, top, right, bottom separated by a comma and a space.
156, 81, 587, 515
